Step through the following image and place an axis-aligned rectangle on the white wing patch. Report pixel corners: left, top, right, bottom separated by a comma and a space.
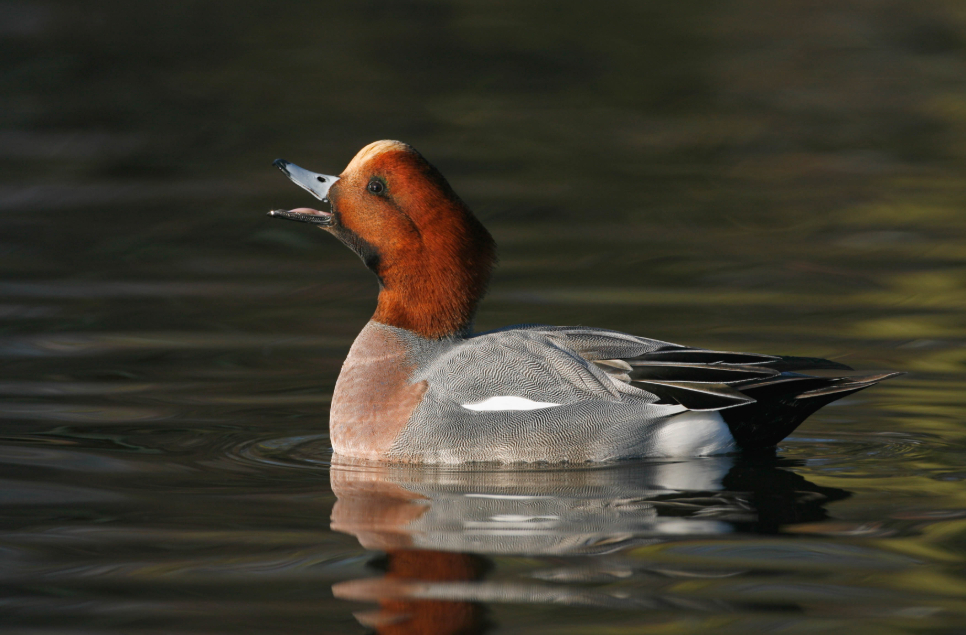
461, 396, 562, 412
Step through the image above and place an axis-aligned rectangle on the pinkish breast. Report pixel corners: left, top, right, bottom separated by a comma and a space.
329, 322, 427, 461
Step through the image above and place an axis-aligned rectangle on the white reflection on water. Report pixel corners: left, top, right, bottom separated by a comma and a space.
328, 457, 856, 630
330, 457, 739, 557
330, 456, 847, 555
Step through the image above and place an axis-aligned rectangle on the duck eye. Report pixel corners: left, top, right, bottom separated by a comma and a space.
367, 179, 385, 195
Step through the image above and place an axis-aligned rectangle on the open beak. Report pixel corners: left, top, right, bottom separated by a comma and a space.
268, 159, 340, 226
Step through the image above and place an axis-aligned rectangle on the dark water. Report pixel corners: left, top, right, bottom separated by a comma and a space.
3, 1, 966, 632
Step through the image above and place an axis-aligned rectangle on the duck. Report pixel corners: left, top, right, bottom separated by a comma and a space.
268, 140, 899, 464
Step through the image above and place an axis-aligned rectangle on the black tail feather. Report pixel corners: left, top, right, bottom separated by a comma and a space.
605, 348, 901, 449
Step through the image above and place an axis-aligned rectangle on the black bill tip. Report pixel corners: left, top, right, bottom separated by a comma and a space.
273, 158, 290, 175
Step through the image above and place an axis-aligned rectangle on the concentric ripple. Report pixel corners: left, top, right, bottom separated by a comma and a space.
782, 430, 938, 465
230, 433, 334, 471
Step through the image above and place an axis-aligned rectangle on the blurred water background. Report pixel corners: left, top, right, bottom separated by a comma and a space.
2, 1, 966, 633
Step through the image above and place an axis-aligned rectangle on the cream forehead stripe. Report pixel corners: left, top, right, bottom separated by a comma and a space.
461, 396, 562, 411
343, 140, 412, 174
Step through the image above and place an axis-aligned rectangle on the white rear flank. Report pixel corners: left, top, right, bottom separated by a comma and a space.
651, 410, 737, 457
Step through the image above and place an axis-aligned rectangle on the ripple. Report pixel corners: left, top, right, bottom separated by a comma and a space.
782, 431, 938, 466
0, 332, 348, 357
0, 402, 169, 423
226, 429, 940, 478
0, 479, 124, 504
229, 434, 333, 471
659, 539, 919, 571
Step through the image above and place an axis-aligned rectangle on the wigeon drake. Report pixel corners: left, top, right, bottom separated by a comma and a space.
269, 140, 899, 464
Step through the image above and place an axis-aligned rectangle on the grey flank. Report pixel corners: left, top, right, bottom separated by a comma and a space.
378, 322, 689, 463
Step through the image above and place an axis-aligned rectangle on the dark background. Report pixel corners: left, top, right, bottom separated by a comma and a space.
5, 2, 966, 350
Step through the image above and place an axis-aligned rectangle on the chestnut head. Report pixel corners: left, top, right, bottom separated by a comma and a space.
271, 141, 496, 339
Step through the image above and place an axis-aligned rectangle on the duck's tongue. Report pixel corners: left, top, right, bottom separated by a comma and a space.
267, 207, 333, 226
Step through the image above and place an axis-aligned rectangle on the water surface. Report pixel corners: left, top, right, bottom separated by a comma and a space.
2, 1, 966, 633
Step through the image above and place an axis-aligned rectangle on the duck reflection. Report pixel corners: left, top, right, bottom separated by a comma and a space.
330, 454, 847, 634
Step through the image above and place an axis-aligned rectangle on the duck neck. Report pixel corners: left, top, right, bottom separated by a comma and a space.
372, 220, 495, 340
